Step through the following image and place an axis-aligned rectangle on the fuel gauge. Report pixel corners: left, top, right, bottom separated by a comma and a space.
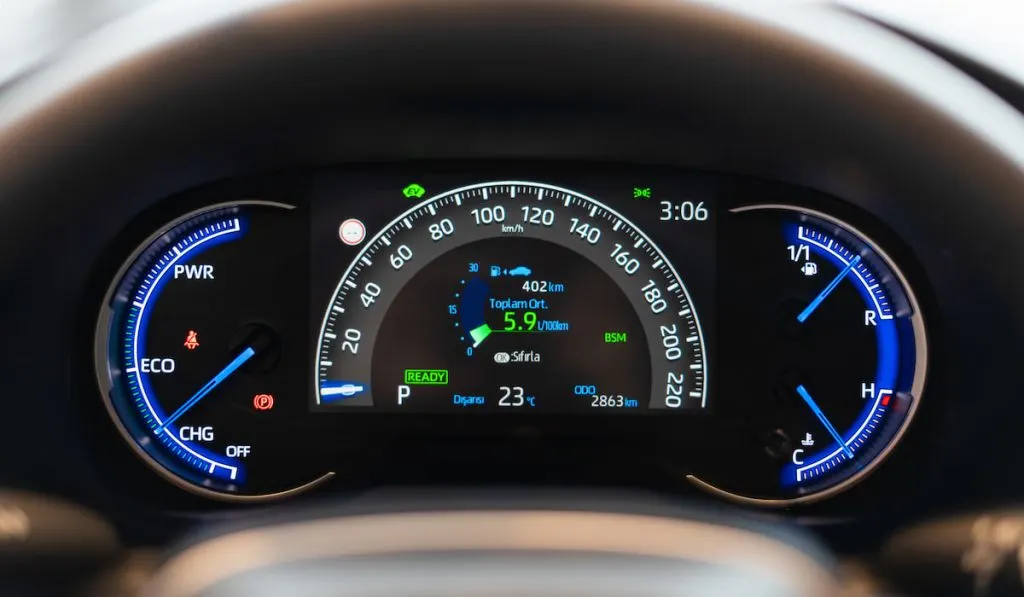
690, 205, 927, 505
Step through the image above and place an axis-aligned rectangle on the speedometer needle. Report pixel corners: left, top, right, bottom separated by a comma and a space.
796, 384, 853, 458
157, 346, 256, 433
797, 255, 861, 323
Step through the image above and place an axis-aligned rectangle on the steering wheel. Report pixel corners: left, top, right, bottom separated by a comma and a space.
2, 1, 1023, 595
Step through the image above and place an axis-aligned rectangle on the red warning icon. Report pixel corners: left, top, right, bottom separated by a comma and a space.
253, 394, 275, 411
183, 330, 200, 351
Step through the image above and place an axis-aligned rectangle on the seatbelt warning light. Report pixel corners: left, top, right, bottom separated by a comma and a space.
183, 330, 200, 351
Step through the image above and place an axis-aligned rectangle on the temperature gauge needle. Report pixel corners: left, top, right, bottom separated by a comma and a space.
157, 346, 256, 433
797, 255, 861, 323
796, 384, 853, 458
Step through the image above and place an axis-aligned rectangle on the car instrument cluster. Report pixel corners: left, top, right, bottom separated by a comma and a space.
93, 165, 927, 505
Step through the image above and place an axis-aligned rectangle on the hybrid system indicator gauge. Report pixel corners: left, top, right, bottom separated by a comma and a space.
95, 202, 331, 501
690, 205, 927, 505
314, 182, 709, 413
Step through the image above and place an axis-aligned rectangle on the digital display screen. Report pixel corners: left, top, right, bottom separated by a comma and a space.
309, 167, 717, 414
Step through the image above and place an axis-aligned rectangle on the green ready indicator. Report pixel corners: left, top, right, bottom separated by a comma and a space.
403, 369, 449, 385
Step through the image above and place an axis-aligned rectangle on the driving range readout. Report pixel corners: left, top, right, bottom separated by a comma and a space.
312, 176, 716, 414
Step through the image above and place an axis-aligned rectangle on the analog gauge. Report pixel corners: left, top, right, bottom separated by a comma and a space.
95, 202, 331, 500
690, 205, 926, 505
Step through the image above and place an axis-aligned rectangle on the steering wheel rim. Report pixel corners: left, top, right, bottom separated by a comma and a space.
0, 0, 1022, 531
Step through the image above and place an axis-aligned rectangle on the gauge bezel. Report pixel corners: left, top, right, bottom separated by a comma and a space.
686, 203, 928, 507
93, 199, 334, 503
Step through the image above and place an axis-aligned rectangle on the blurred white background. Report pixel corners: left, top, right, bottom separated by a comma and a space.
0, 0, 1021, 86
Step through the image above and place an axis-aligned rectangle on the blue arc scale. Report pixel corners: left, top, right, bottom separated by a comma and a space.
100, 200, 335, 500
690, 204, 925, 504
780, 221, 914, 488
117, 215, 248, 483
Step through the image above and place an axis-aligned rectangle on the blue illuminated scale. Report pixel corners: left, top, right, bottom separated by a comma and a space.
781, 222, 908, 489
119, 216, 247, 483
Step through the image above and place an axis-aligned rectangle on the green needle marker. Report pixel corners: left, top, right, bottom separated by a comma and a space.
470, 324, 492, 347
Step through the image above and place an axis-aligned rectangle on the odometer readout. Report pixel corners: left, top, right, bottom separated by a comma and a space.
313, 181, 711, 413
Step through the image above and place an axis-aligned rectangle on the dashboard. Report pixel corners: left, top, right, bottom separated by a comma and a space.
4, 0, 1024, 594
92, 165, 927, 509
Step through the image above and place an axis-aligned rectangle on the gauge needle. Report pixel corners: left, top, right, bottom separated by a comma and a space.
797, 254, 861, 323
157, 346, 256, 433
796, 384, 853, 458
469, 323, 492, 347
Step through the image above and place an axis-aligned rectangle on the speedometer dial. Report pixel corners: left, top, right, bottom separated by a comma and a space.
315, 182, 708, 413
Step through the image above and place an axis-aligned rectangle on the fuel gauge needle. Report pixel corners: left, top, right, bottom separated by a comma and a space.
797, 255, 861, 323
157, 346, 256, 433
796, 384, 853, 458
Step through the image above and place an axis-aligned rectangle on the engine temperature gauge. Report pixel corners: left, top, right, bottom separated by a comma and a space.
690, 205, 927, 505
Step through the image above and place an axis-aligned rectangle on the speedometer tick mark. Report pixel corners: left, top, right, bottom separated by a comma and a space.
381, 236, 392, 247
360, 257, 372, 266
613, 221, 622, 231
589, 205, 597, 217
